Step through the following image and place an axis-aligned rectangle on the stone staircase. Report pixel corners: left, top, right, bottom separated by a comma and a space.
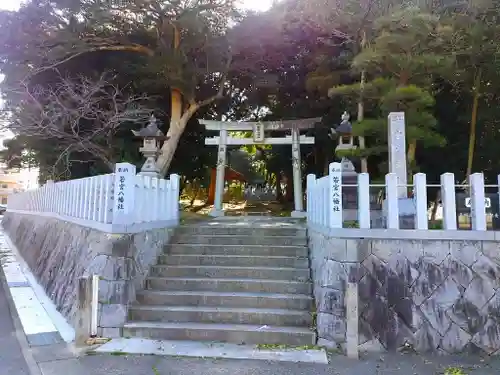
124, 219, 316, 345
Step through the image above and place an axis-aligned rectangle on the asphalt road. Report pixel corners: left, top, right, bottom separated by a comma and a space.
36, 351, 500, 375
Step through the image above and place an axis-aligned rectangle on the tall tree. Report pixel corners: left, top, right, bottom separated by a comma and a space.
0, 0, 236, 176
443, 3, 500, 179
329, 7, 451, 177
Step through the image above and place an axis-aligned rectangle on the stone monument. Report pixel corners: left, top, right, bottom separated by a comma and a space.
384, 112, 416, 228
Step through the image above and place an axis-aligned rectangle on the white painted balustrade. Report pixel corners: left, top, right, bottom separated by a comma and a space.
307, 162, 492, 231
6, 163, 180, 233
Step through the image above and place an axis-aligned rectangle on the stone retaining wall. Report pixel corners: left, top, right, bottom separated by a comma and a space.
308, 224, 500, 354
2, 212, 176, 338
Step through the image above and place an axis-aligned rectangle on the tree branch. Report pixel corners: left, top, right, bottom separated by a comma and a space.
7, 72, 153, 172
188, 52, 232, 114
27, 44, 155, 80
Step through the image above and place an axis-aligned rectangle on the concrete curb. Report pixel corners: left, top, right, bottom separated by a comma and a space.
0, 264, 42, 375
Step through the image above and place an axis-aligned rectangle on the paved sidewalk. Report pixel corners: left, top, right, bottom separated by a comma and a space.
35, 351, 500, 375
0, 262, 39, 375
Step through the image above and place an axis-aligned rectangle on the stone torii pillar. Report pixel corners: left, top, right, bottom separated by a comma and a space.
291, 126, 304, 217
211, 129, 227, 217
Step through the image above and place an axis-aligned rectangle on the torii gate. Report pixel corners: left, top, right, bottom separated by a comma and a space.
200, 118, 319, 217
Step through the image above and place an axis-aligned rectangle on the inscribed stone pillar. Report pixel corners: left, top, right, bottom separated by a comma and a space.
387, 112, 408, 198
384, 112, 415, 228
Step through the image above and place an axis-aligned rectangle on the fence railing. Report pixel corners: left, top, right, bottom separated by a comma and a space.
307, 162, 495, 231
6, 163, 180, 233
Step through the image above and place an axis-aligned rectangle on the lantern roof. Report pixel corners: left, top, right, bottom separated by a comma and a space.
335, 111, 353, 134
132, 115, 165, 138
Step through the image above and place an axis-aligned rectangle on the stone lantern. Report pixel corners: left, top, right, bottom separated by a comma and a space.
132, 115, 167, 178
331, 111, 356, 153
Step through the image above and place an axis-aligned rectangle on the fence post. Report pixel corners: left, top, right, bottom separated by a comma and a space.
112, 163, 136, 226
158, 179, 167, 221
385, 173, 399, 229
440, 173, 457, 230
357, 173, 370, 229
45, 180, 54, 214
170, 174, 180, 222
306, 174, 316, 223
83, 178, 92, 220
498, 174, 500, 226
322, 178, 328, 226
103, 174, 114, 224
151, 177, 160, 221
470, 173, 486, 231
414, 173, 428, 230
328, 162, 343, 228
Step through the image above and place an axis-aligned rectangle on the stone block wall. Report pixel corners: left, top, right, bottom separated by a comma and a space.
308, 224, 500, 354
2, 212, 176, 338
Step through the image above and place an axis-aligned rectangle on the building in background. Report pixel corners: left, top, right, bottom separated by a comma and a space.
0, 166, 24, 205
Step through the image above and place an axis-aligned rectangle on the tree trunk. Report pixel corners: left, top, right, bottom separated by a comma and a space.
157, 26, 187, 177
275, 172, 283, 202
285, 170, 294, 202
466, 68, 482, 181
407, 140, 417, 180
430, 190, 440, 222
189, 179, 200, 207
358, 30, 368, 173
157, 113, 185, 177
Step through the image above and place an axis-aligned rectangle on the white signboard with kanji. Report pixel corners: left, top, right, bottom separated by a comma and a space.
328, 162, 343, 228
113, 162, 136, 225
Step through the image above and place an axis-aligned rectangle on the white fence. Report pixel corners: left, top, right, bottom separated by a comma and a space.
6, 162, 180, 233
307, 162, 493, 231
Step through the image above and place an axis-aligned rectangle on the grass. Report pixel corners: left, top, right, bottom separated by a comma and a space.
256, 343, 322, 351
311, 311, 317, 328
179, 211, 211, 224
444, 367, 467, 375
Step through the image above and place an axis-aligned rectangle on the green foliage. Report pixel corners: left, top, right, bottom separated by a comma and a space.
2, 0, 500, 192
327, 7, 453, 175
444, 367, 466, 375
353, 7, 454, 84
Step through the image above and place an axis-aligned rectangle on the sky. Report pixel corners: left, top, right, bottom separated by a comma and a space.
0, 0, 274, 11
1, 0, 21, 10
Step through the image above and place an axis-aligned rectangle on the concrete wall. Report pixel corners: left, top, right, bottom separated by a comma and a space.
2, 212, 176, 338
308, 224, 500, 355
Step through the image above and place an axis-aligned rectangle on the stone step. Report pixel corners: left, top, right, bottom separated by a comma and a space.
157, 255, 309, 268
167, 244, 308, 257
123, 321, 316, 346
136, 290, 313, 310
171, 235, 307, 246
150, 265, 310, 281
177, 226, 306, 237
145, 277, 312, 295
128, 306, 313, 327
